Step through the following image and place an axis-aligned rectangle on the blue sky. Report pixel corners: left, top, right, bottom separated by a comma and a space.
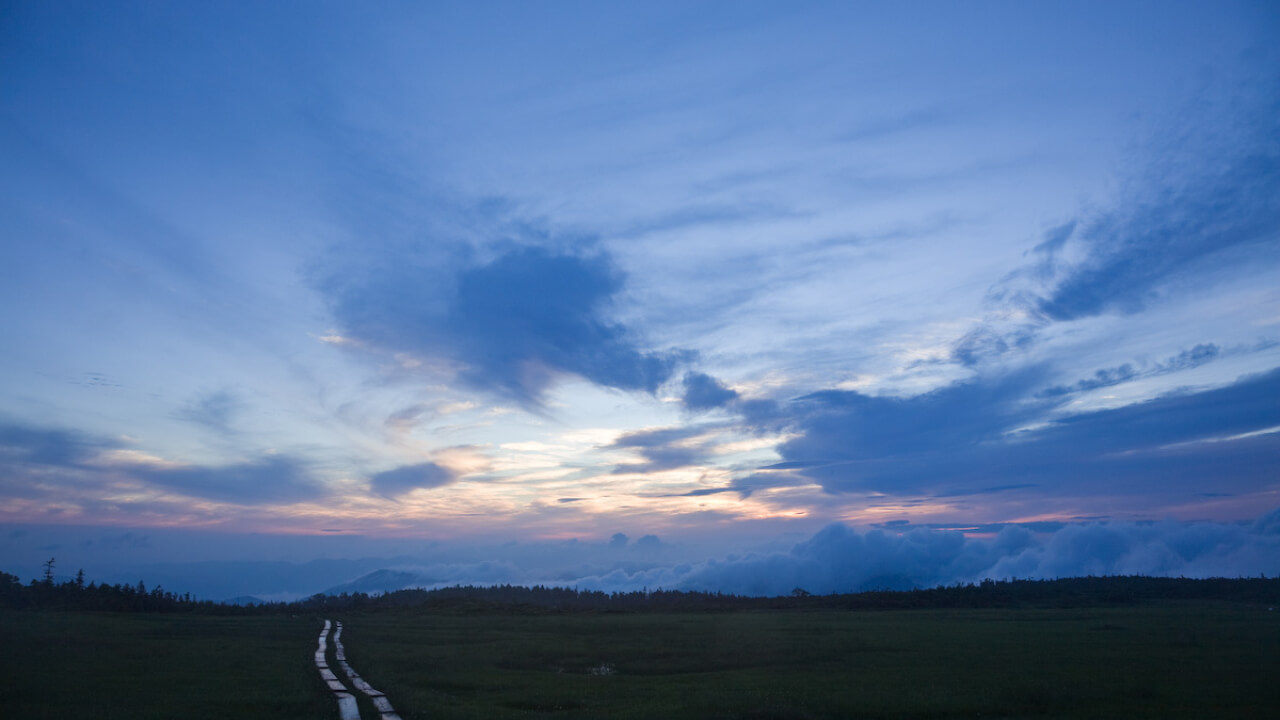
2, 1, 1278, 597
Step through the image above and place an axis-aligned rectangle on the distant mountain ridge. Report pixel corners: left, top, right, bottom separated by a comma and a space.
323, 569, 440, 596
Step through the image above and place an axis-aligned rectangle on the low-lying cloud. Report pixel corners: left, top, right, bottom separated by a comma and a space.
326, 510, 1280, 598
641, 513, 1280, 596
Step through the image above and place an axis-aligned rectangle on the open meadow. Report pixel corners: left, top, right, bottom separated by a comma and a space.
3, 600, 1277, 719
0, 610, 334, 719
335, 603, 1280, 719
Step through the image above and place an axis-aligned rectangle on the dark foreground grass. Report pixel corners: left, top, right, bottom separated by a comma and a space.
3, 602, 1276, 718
0, 610, 335, 719
336, 602, 1280, 720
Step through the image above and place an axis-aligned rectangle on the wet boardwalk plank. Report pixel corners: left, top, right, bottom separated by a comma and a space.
333, 621, 403, 720
316, 619, 362, 720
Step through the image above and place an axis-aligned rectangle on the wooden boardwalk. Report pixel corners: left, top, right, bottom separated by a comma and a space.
316, 619, 402, 720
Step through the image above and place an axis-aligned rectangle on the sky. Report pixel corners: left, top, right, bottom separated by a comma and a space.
2, 1, 1279, 599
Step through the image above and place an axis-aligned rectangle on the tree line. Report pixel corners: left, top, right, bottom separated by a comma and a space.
0, 559, 248, 614
291, 575, 1280, 614
3, 560, 1277, 615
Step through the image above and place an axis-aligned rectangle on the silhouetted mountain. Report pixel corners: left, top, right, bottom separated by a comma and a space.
324, 569, 438, 595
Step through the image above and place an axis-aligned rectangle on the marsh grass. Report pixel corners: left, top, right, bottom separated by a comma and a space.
2, 602, 1276, 718
336, 603, 1280, 719
0, 610, 335, 719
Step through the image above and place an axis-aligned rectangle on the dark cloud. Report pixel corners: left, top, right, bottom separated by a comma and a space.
328, 245, 689, 406
609, 426, 707, 474
137, 456, 324, 504
0, 422, 116, 466
369, 461, 457, 498
764, 367, 1280, 499
737, 397, 787, 432
773, 369, 1049, 494
681, 371, 739, 411
1039, 367, 1280, 450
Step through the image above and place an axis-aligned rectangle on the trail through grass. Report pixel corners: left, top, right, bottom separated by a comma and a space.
3, 602, 1277, 718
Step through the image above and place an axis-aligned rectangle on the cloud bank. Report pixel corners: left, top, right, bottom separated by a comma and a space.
731, 367, 1280, 501
308, 511, 1280, 599
559, 512, 1280, 596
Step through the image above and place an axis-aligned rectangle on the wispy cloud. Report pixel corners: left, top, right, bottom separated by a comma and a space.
1037, 343, 1221, 398
1029, 105, 1279, 322
961, 88, 1280, 367
174, 389, 244, 434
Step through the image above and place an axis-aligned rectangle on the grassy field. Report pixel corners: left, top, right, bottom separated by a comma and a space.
336, 603, 1280, 719
0, 610, 335, 719
2, 602, 1277, 718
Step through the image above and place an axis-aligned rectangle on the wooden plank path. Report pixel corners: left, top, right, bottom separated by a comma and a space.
316, 619, 360, 720
316, 619, 403, 720
334, 621, 403, 720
